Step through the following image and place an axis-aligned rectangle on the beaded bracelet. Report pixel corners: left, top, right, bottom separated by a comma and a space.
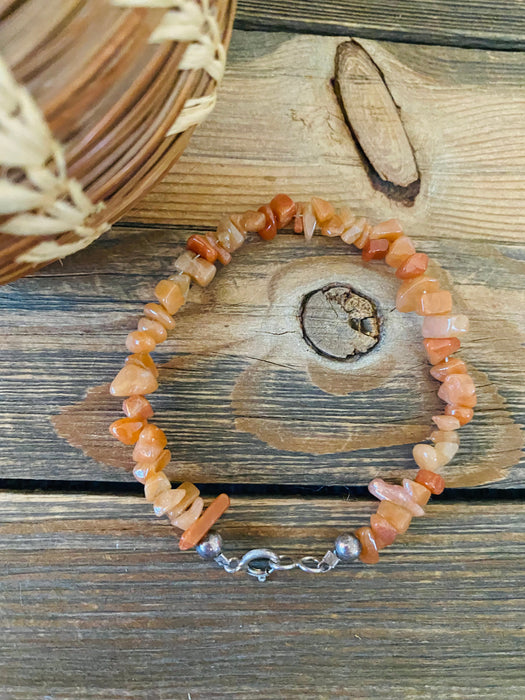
108, 194, 475, 581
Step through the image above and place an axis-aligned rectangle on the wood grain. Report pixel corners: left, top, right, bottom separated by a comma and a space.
235, 0, 525, 50
1, 492, 525, 699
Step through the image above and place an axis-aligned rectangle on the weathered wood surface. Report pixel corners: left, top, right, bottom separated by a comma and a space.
1, 31, 523, 487
1, 492, 525, 699
235, 0, 525, 50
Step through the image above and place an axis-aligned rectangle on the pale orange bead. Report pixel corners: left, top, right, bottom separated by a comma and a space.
354, 526, 380, 564
110, 363, 158, 397
413, 443, 440, 471
422, 314, 469, 338
174, 251, 216, 287
137, 317, 167, 344
302, 202, 317, 241
396, 275, 440, 313
430, 429, 459, 445
438, 373, 476, 407
396, 253, 429, 279
240, 210, 266, 232
179, 493, 231, 551
376, 501, 412, 534
341, 216, 367, 245
167, 482, 200, 521
168, 272, 191, 298
125, 352, 159, 378
269, 194, 297, 228
354, 222, 371, 249
445, 404, 474, 425
385, 235, 416, 268
109, 417, 145, 445
417, 290, 453, 316
132, 424, 167, 463
122, 395, 154, 420
215, 217, 245, 251
339, 206, 355, 229
423, 337, 461, 365
370, 513, 397, 549
429, 357, 467, 382
368, 478, 425, 516
133, 449, 171, 483
143, 303, 176, 330
402, 479, 431, 507
153, 487, 185, 517
432, 414, 461, 431
434, 441, 459, 466
310, 196, 334, 223
154, 279, 185, 314
203, 234, 232, 265
321, 215, 345, 237
370, 218, 404, 242
126, 330, 156, 354
171, 497, 204, 531
144, 472, 171, 502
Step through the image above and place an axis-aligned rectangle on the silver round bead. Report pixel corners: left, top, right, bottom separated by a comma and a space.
195, 530, 223, 559
334, 533, 361, 562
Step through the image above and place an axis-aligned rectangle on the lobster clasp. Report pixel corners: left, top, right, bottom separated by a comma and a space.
237, 548, 281, 582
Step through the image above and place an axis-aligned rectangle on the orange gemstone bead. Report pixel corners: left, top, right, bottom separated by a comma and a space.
354, 222, 371, 249
396, 275, 440, 313
423, 337, 461, 365
132, 424, 167, 464
126, 330, 156, 354
137, 317, 167, 344
385, 235, 416, 268
125, 352, 158, 378
438, 374, 476, 408
187, 234, 218, 263
402, 479, 431, 507
204, 234, 232, 265
321, 215, 345, 237
396, 253, 429, 279
415, 469, 445, 495
109, 417, 145, 445
154, 279, 186, 314
240, 210, 266, 232
376, 501, 412, 534
179, 493, 231, 550
175, 250, 216, 287
269, 194, 297, 228
293, 202, 305, 233
341, 216, 367, 245
431, 414, 461, 431
422, 314, 469, 338
417, 290, 453, 316
257, 204, 278, 240
215, 218, 245, 251
362, 237, 389, 262
167, 482, 200, 521
144, 472, 171, 502
413, 443, 440, 471
310, 196, 334, 224
171, 497, 204, 531
445, 404, 474, 425
122, 395, 154, 420
370, 513, 398, 549
354, 526, 380, 564
143, 303, 175, 330
429, 357, 468, 382
370, 218, 404, 242
110, 363, 158, 396
133, 449, 171, 483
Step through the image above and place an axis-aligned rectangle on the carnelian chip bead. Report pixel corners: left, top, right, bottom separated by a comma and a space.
354, 526, 380, 564
240, 210, 266, 232
438, 374, 477, 407
415, 469, 445, 495
402, 479, 431, 507
110, 363, 158, 396
167, 482, 200, 521
385, 235, 416, 268
126, 330, 156, 354
370, 218, 404, 242
376, 501, 412, 534
445, 404, 474, 425
422, 314, 468, 337
429, 357, 467, 382
396, 275, 440, 313
269, 194, 297, 228
321, 215, 345, 238
423, 337, 461, 365
153, 487, 186, 517
432, 414, 461, 431
368, 478, 425, 516
434, 441, 459, 466
133, 449, 171, 483
430, 429, 459, 445
370, 513, 398, 549
341, 216, 367, 246
354, 222, 371, 249
123, 395, 154, 420
144, 472, 171, 502
362, 237, 389, 262
179, 493, 231, 551
417, 290, 452, 316
125, 351, 158, 378
396, 252, 429, 279
257, 204, 278, 240
310, 196, 334, 224
143, 303, 175, 330
137, 317, 167, 344
413, 443, 440, 471
215, 217, 245, 251
187, 234, 218, 263
174, 250, 216, 287
293, 202, 305, 233
154, 278, 186, 314
132, 424, 167, 464
204, 234, 232, 265
172, 497, 205, 531
109, 417, 145, 445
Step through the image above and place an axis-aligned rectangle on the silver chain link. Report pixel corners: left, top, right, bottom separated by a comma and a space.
214, 548, 341, 581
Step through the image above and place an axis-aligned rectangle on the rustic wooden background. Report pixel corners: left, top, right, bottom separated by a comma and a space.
1, 2, 525, 698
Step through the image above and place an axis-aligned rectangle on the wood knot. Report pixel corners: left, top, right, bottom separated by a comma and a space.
300, 283, 380, 361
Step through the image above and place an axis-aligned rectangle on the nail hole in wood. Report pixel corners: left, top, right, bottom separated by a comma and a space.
300, 283, 380, 362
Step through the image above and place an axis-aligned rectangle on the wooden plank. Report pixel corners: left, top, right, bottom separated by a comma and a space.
1, 492, 525, 699
235, 0, 525, 50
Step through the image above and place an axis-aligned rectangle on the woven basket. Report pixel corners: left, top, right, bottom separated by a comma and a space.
0, 0, 236, 284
